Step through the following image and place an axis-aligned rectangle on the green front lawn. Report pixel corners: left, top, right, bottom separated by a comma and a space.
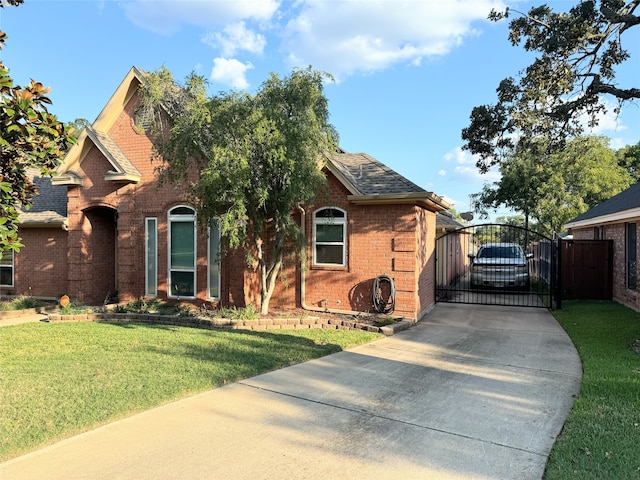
0, 321, 381, 461
545, 301, 640, 479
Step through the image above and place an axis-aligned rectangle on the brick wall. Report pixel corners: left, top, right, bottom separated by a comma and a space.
9, 228, 68, 298
276, 173, 436, 319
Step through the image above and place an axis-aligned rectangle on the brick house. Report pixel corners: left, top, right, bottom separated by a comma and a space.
565, 182, 640, 311
4, 66, 450, 320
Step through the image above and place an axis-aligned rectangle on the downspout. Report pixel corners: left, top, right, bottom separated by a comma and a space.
297, 205, 375, 317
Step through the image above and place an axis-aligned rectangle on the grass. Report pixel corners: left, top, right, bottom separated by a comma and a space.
545, 301, 640, 479
0, 321, 381, 461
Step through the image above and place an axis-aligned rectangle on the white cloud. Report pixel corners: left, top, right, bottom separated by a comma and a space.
120, 0, 280, 35
202, 21, 267, 57
581, 97, 628, 135
443, 146, 500, 183
120, 0, 508, 81
438, 169, 447, 176
280, 0, 506, 78
211, 58, 254, 89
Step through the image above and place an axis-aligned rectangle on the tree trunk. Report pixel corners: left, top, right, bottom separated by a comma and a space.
256, 232, 285, 315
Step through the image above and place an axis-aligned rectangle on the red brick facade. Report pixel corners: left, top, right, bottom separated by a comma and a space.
6, 228, 68, 299
11, 68, 442, 320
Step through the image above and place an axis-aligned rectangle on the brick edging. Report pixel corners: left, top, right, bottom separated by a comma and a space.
44, 312, 413, 336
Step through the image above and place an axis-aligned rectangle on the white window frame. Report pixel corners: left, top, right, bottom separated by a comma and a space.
0, 250, 14, 287
168, 206, 196, 299
626, 222, 637, 291
145, 217, 158, 297
208, 219, 221, 299
313, 207, 347, 267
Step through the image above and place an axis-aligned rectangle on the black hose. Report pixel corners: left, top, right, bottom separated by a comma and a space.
372, 275, 395, 314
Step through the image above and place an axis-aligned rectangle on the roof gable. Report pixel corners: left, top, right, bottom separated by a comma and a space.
53, 67, 145, 186
326, 152, 449, 212
565, 182, 640, 228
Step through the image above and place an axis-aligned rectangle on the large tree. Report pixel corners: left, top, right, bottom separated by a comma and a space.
462, 0, 639, 171
616, 140, 640, 181
0, 1, 75, 256
472, 136, 632, 235
140, 67, 339, 314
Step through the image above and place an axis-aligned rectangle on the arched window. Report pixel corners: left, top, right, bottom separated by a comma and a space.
313, 207, 346, 267
168, 206, 196, 298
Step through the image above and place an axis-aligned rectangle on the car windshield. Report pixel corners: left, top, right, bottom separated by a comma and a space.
478, 246, 520, 259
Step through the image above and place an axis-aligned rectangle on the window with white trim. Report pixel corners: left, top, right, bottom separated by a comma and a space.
168, 206, 196, 298
145, 218, 157, 297
208, 219, 221, 299
313, 207, 346, 266
0, 250, 14, 287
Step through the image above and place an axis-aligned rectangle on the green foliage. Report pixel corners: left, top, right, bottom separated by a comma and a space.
616, 140, 640, 182
112, 298, 187, 316
546, 301, 640, 479
463, 1, 640, 171
0, 10, 76, 254
214, 304, 260, 320
66, 118, 89, 140
472, 136, 632, 235
58, 301, 90, 316
0, 296, 49, 311
140, 66, 339, 314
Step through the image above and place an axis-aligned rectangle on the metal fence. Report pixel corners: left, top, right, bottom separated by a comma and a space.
435, 224, 555, 308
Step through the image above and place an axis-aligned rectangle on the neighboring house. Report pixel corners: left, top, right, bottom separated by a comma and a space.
565, 182, 640, 311
6, 66, 450, 320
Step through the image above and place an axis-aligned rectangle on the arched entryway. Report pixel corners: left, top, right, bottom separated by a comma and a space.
74, 206, 117, 305
435, 224, 556, 308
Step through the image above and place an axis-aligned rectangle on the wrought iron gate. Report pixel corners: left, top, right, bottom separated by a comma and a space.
435, 224, 556, 308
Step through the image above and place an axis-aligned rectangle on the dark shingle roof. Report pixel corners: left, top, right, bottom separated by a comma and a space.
328, 152, 425, 195
436, 211, 466, 230
18, 170, 67, 226
567, 182, 640, 224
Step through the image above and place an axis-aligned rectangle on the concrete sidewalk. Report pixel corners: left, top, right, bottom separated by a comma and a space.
0, 311, 50, 327
1, 303, 582, 480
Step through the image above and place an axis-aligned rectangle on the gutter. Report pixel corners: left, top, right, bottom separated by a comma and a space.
297, 205, 372, 317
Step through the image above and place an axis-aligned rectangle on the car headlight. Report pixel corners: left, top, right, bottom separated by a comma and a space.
472, 265, 483, 273
516, 265, 527, 274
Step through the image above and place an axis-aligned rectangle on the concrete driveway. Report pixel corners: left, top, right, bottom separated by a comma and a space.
1, 303, 582, 480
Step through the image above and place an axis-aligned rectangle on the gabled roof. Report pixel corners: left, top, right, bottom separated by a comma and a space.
327, 152, 449, 212
565, 182, 640, 229
86, 127, 141, 181
53, 67, 145, 186
18, 170, 68, 228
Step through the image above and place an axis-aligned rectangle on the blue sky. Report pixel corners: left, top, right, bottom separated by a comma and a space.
2, 0, 638, 216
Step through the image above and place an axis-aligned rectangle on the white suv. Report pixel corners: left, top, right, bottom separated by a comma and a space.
469, 243, 531, 289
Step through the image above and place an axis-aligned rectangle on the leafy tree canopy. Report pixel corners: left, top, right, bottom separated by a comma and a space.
616, 140, 640, 181
472, 136, 632, 236
462, 0, 639, 172
0, 1, 76, 255
140, 66, 339, 314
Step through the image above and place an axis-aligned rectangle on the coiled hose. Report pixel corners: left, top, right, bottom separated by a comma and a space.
372, 275, 395, 314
